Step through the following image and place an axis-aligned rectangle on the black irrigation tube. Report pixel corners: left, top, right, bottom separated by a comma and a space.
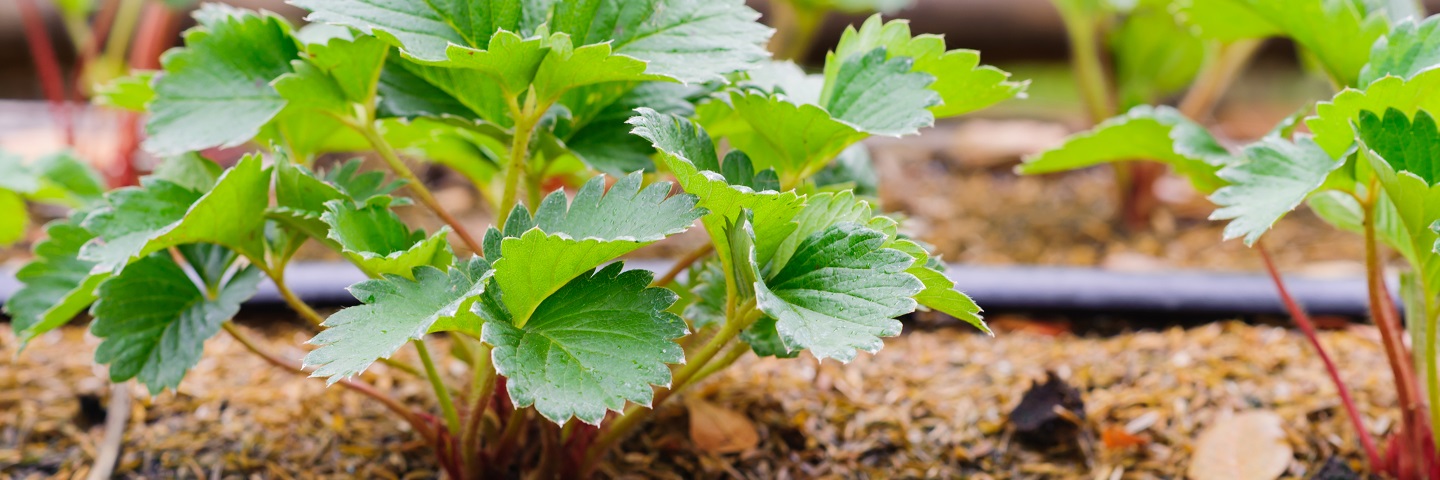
0, 261, 1378, 318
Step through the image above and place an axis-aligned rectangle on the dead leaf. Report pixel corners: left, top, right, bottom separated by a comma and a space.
1188, 411, 1292, 480
686, 396, 758, 454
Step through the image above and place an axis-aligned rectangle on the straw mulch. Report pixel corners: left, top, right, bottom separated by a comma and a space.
1, 320, 1394, 479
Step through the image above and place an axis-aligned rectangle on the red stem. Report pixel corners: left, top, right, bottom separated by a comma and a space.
16, 0, 75, 147
1364, 195, 1427, 479
1257, 242, 1381, 467
108, 4, 180, 187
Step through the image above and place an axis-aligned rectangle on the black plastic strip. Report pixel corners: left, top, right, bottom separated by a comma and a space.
0, 261, 1379, 317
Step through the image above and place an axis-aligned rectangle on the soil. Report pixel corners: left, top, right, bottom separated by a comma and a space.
1, 318, 1393, 479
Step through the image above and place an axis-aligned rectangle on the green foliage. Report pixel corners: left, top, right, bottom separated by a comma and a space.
483, 263, 686, 424
1210, 136, 1344, 245
1360, 15, 1440, 85
1177, 0, 1388, 86
0, 151, 106, 245
321, 198, 454, 278
1309, 69, 1440, 159
1019, 106, 1234, 192
91, 254, 260, 393
306, 260, 493, 383
144, 5, 299, 155
3, 216, 106, 345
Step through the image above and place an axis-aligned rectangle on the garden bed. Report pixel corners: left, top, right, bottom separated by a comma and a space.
1, 319, 1387, 478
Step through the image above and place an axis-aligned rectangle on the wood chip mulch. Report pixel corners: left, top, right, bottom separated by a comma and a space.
1, 320, 1399, 479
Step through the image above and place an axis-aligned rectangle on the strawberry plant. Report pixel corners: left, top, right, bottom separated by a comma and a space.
1038, 0, 1424, 227
6, 2, 1020, 477
1024, 6, 1440, 478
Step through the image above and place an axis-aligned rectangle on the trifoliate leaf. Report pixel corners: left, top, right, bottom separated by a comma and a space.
1358, 108, 1440, 184
94, 71, 155, 112
1209, 136, 1345, 245
144, 5, 298, 155
90, 254, 261, 393
1176, 0, 1387, 87
482, 263, 686, 425
79, 155, 270, 274
493, 173, 704, 327
5, 216, 108, 345
306, 260, 493, 383
1018, 105, 1234, 193
1360, 15, 1440, 85
1308, 69, 1440, 158
551, 0, 772, 84
629, 108, 805, 270
321, 199, 453, 279
824, 15, 1026, 119
753, 222, 921, 362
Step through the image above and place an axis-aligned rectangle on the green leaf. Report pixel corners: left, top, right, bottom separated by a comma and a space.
150, 153, 221, 192
552, 0, 772, 84
770, 191, 874, 273
80, 155, 271, 274
5, 217, 108, 345
144, 5, 299, 155
1177, 0, 1388, 87
292, 0, 541, 62
753, 222, 921, 362
493, 172, 704, 327
1111, 1, 1205, 108
0, 190, 24, 246
822, 47, 939, 136
684, 256, 727, 329
306, 260, 493, 383
1358, 108, 1440, 184
557, 82, 703, 176
629, 108, 805, 272
94, 71, 156, 112
1018, 105, 1234, 193
1209, 136, 1345, 245
482, 263, 686, 425
910, 264, 988, 334
1361, 15, 1440, 85
90, 254, 261, 393
696, 91, 867, 181
823, 15, 1026, 119
1308, 69, 1440, 159
376, 56, 481, 120
1362, 144, 1440, 291
322, 198, 454, 278
0, 151, 106, 208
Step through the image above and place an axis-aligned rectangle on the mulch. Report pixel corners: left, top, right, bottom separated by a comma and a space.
1, 319, 1395, 479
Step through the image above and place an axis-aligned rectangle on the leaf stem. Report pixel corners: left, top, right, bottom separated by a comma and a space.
652, 244, 714, 287
220, 322, 434, 441
1257, 242, 1380, 467
1362, 187, 1427, 475
16, 0, 74, 147
1178, 40, 1261, 121
415, 338, 462, 434
499, 106, 541, 229
462, 342, 496, 478
356, 120, 485, 255
491, 407, 528, 472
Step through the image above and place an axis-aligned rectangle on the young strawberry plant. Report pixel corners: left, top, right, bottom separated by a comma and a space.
1023, 7, 1440, 478
1038, 0, 1423, 227
6, 2, 1020, 477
